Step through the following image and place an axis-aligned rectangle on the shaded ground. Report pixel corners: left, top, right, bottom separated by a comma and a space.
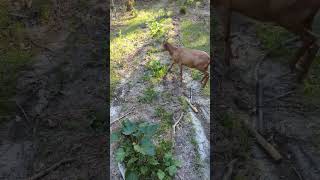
213, 11, 320, 180
110, 0, 210, 179
0, 0, 107, 179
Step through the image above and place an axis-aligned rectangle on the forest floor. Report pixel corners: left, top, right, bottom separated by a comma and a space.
213, 11, 320, 180
110, 0, 210, 179
0, 0, 107, 179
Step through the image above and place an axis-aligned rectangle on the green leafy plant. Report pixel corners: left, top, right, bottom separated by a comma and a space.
112, 120, 181, 179
191, 69, 202, 80
148, 20, 165, 38
155, 107, 173, 133
145, 58, 167, 83
138, 87, 158, 103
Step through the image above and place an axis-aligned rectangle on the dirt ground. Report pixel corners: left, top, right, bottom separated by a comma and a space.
0, 0, 107, 179
110, 0, 210, 179
213, 11, 320, 180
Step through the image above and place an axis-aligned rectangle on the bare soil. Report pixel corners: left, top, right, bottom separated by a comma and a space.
0, 0, 107, 179
213, 12, 320, 180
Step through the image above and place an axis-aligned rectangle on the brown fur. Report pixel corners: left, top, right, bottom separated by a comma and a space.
214, 0, 320, 81
163, 42, 210, 87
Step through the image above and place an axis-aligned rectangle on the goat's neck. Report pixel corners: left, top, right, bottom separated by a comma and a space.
166, 43, 178, 56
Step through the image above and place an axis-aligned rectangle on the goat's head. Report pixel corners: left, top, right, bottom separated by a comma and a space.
163, 41, 173, 52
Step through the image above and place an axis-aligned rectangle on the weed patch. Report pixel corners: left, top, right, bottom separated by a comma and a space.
302, 56, 320, 102
255, 23, 294, 57
138, 86, 158, 103
178, 96, 189, 112
220, 113, 251, 160
144, 57, 167, 84
0, 4, 35, 119
112, 120, 181, 179
155, 107, 173, 133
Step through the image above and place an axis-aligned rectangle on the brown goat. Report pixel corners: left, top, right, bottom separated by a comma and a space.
214, 0, 320, 81
163, 42, 210, 88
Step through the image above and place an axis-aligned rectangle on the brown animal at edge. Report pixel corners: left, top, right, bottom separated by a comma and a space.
163, 42, 210, 88
214, 0, 320, 82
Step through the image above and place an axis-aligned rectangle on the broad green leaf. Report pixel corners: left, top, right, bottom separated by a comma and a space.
157, 169, 165, 180
149, 157, 159, 165
133, 144, 144, 154
164, 152, 173, 160
140, 137, 155, 156
140, 123, 159, 137
126, 170, 139, 180
122, 120, 137, 135
127, 157, 138, 167
111, 131, 120, 143
167, 165, 177, 176
115, 148, 126, 162
140, 166, 148, 175
173, 159, 182, 168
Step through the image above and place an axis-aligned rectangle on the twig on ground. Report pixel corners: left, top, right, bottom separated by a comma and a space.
222, 159, 238, 180
173, 112, 184, 136
111, 107, 135, 125
263, 91, 294, 104
241, 116, 283, 161
190, 87, 193, 103
16, 102, 30, 125
28, 38, 56, 54
172, 112, 184, 146
27, 158, 76, 180
292, 167, 304, 180
9, 13, 28, 18
184, 96, 198, 113
256, 79, 264, 133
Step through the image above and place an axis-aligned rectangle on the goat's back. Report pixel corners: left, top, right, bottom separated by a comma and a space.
214, 0, 320, 33
175, 48, 210, 70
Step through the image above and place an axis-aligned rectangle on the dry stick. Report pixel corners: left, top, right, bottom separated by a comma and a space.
256, 79, 264, 132
253, 36, 298, 134
242, 117, 283, 162
27, 158, 76, 180
184, 96, 198, 113
222, 159, 238, 180
172, 112, 184, 136
292, 167, 304, 180
9, 13, 28, 18
172, 112, 184, 146
263, 91, 294, 104
16, 102, 30, 125
110, 107, 135, 125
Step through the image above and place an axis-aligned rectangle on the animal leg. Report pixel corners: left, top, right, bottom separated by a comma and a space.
163, 62, 175, 79
297, 43, 319, 82
200, 73, 207, 83
290, 29, 315, 71
202, 72, 209, 88
180, 64, 183, 83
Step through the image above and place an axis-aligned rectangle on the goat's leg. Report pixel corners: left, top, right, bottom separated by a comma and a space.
202, 72, 209, 88
180, 64, 183, 83
163, 62, 175, 79
200, 73, 207, 83
290, 33, 314, 71
297, 43, 319, 82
